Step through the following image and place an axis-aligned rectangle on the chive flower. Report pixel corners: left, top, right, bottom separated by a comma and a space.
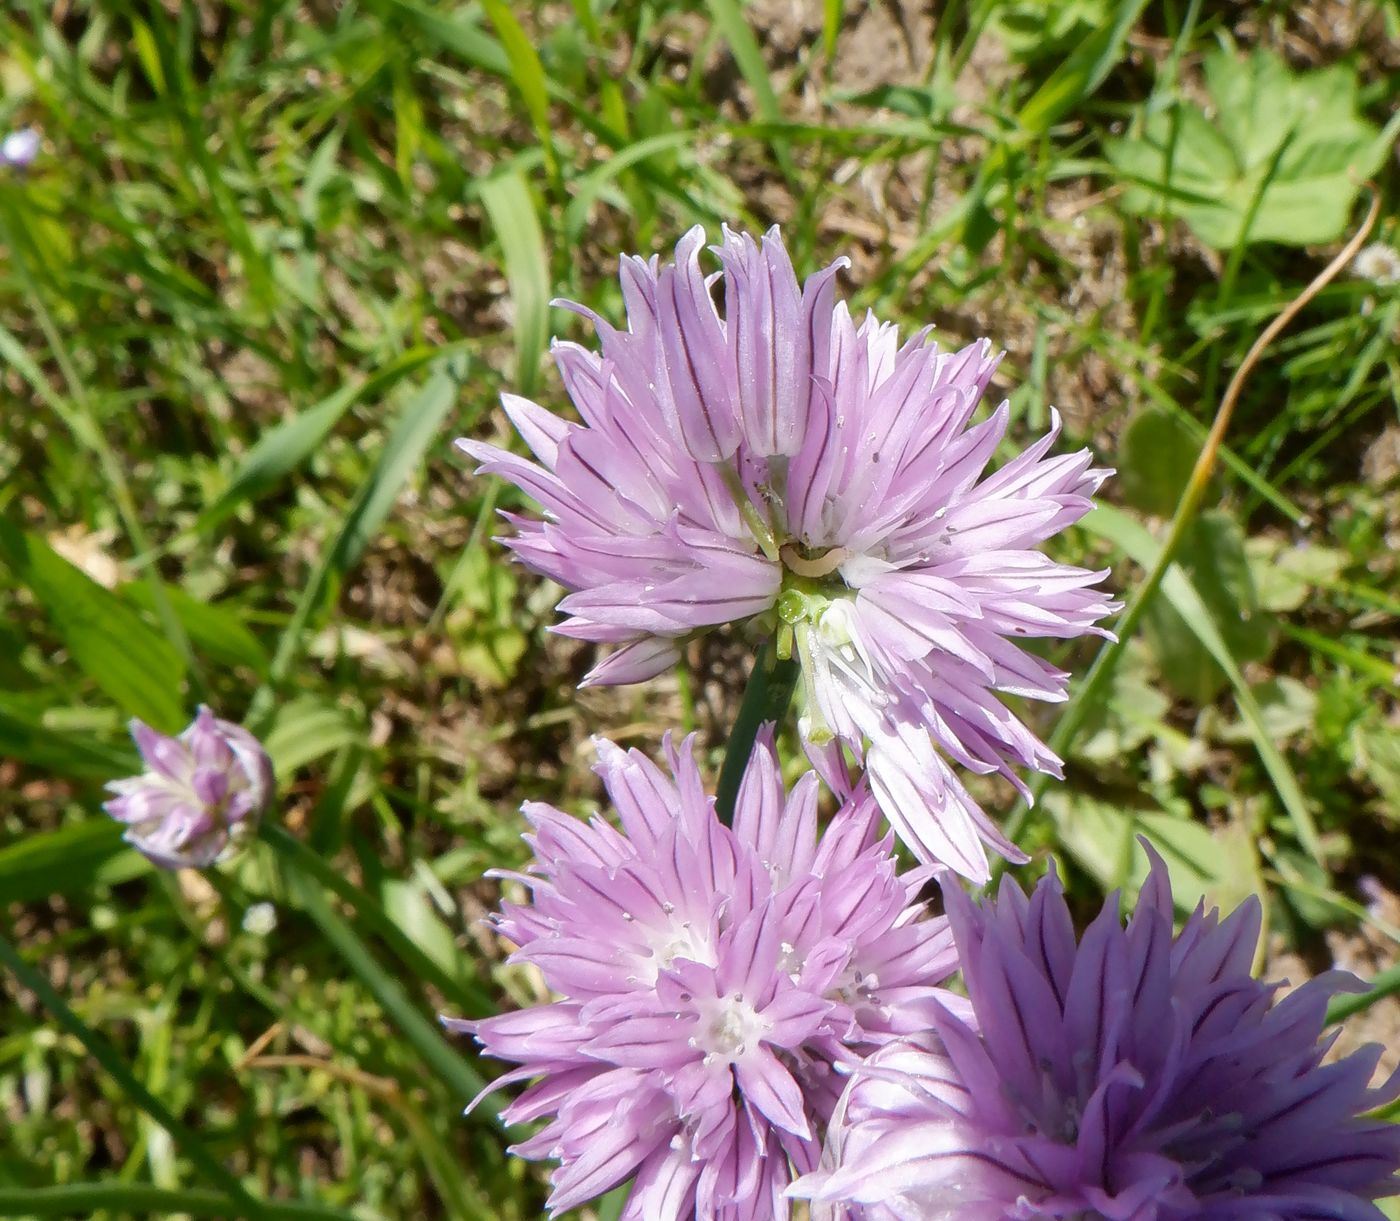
793, 846, 1400, 1220
445, 730, 960, 1218
460, 226, 1117, 881
103, 707, 273, 869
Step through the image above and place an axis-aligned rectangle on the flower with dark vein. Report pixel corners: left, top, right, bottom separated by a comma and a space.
460, 226, 1117, 880
445, 730, 960, 1220
793, 843, 1400, 1220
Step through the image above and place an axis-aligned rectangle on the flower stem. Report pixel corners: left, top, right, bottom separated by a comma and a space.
713, 637, 800, 826
1002, 189, 1381, 855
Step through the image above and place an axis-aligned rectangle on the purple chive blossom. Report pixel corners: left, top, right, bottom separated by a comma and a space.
0, 128, 39, 169
444, 730, 961, 1219
103, 706, 274, 869
793, 843, 1400, 1221
459, 226, 1118, 882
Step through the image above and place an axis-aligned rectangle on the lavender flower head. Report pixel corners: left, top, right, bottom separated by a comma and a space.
0, 128, 39, 170
459, 226, 1118, 881
794, 844, 1400, 1220
446, 730, 961, 1219
103, 706, 273, 869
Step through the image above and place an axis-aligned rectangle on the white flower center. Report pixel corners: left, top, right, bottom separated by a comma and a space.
633, 914, 716, 985
697, 992, 769, 1063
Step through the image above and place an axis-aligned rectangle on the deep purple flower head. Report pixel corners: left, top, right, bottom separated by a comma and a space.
103, 706, 274, 869
0, 127, 39, 169
794, 844, 1400, 1220
445, 730, 960, 1219
459, 226, 1118, 882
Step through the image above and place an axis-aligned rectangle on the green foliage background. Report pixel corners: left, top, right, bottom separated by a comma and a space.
1, 1, 1399, 1216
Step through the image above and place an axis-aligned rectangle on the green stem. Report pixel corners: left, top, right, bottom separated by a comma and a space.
1001, 192, 1381, 848
713, 638, 800, 826
0, 1185, 360, 1220
0, 933, 266, 1217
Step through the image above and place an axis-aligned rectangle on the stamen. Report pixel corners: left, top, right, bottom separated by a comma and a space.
780, 541, 851, 579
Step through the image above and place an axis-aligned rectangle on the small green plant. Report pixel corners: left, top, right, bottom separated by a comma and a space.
1108, 44, 1390, 247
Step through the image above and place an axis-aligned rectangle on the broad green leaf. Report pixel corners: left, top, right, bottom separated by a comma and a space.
121, 583, 269, 679
1211, 676, 1317, 745
1140, 511, 1271, 705
1044, 789, 1258, 914
989, 0, 1117, 62
379, 877, 472, 993
0, 521, 186, 731
1245, 536, 1345, 613
1270, 845, 1347, 930
1353, 717, 1400, 820
1107, 46, 1385, 247
1070, 649, 1171, 764
0, 820, 139, 906
1116, 407, 1201, 518
261, 696, 363, 779
0, 702, 135, 780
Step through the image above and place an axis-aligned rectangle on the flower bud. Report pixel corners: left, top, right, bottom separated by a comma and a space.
103, 706, 273, 869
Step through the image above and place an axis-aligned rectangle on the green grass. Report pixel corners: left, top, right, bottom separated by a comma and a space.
2, 1, 1399, 1215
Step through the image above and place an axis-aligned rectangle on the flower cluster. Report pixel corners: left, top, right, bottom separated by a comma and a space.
451, 732, 960, 1217
103, 706, 273, 869
461, 226, 1118, 883
93, 224, 1398, 1221
446, 225, 1400, 1221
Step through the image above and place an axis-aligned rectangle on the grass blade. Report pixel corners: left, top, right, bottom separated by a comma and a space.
327, 360, 464, 578
276, 860, 500, 1122
479, 0, 559, 183
122, 582, 270, 679
249, 357, 468, 715
261, 824, 493, 1017
1327, 962, 1400, 1024
1082, 505, 1323, 860
0, 933, 267, 1216
0, 1184, 364, 1220
479, 173, 549, 399
198, 343, 466, 530
703, 0, 796, 181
